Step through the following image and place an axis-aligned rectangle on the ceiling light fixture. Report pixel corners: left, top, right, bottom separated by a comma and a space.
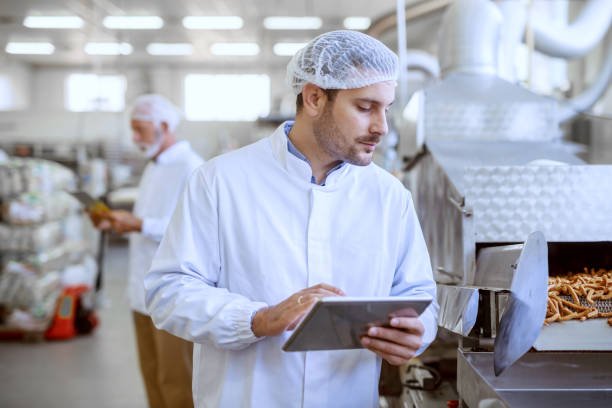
183, 16, 243, 30
103, 16, 163, 30
263, 17, 322, 30
23, 15, 84, 29
343, 17, 371, 30
5, 42, 55, 55
147, 43, 194, 56
210, 43, 260, 56
273, 42, 307, 56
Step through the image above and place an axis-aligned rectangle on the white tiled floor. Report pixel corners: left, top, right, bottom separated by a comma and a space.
0, 244, 148, 408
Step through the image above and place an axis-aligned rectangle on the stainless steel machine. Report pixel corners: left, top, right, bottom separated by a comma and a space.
405, 140, 612, 407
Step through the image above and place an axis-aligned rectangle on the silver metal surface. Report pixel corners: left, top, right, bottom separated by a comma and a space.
465, 164, 612, 242
407, 140, 612, 402
474, 244, 522, 289
409, 149, 472, 285
533, 318, 612, 351
425, 139, 583, 195
437, 284, 479, 336
458, 350, 509, 408
410, 141, 612, 286
458, 350, 612, 408
423, 74, 559, 142
409, 140, 595, 286
493, 232, 548, 376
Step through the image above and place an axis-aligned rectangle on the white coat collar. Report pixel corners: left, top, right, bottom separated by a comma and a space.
268, 122, 352, 189
155, 140, 191, 165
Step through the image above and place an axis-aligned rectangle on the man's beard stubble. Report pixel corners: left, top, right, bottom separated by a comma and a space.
312, 105, 376, 167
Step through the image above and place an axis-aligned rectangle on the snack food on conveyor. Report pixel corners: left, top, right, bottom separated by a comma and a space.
545, 268, 612, 325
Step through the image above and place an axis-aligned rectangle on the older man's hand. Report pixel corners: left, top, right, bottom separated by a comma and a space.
360, 314, 424, 366
87, 209, 112, 231
107, 210, 143, 234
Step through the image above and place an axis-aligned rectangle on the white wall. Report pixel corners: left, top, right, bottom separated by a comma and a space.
0, 64, 294, 160
0, 61, 31, 110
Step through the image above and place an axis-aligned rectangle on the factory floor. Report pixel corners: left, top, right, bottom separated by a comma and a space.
0, 243, 148, 408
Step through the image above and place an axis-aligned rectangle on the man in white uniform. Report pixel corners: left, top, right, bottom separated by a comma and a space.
145, 31, 438, 408
93, 94, 203, 408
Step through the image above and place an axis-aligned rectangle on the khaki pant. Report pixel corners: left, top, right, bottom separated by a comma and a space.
132, 311, 194, 408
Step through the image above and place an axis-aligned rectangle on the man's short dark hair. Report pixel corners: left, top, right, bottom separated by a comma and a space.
295, 88, 339, 114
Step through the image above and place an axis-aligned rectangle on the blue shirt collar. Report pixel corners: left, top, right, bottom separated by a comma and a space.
284, 121, 345, 185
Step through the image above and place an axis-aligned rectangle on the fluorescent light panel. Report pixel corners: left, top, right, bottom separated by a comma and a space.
210, 42, 259, 56
147, 43, 193, 56
343, 17, 371, 30
5, 42, 54, 55
273, 42, 307, 56
183, 16, 243, 30
24, 15, 84, 29
263, 17, 322, 30
103, 16, 163, 30
84, 42, 133, 55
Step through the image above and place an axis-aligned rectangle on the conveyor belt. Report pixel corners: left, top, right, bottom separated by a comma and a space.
558, 295, 612, 313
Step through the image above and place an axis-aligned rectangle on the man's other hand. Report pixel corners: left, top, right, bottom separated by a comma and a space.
108, 210, 143, 234
251, 283, 345, 338
360, 314, 424, 366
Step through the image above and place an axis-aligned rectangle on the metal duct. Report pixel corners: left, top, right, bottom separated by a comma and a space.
438, 0, 502, 77
558, 33, 612, 122
496, 0, 528, 83
404, 50, 440, 78
531, 0, 612, 59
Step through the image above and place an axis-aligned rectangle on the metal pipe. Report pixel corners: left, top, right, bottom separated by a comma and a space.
404, 50, 440, 78
558, 32, 612, 122
531, 0, 612, 59
397, 0, 408, 110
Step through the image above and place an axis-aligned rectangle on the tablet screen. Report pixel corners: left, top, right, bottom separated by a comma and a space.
282, 297, 431, 352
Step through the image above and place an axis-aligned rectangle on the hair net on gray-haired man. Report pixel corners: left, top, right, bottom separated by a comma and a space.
130, 94, 182, 132
286, 30, 399, 95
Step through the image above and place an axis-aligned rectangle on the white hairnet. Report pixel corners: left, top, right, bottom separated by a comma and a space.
130, 94, 182, 132
286, 30, 399, 95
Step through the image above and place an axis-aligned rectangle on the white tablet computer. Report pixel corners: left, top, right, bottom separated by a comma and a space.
282, 296, 432, 352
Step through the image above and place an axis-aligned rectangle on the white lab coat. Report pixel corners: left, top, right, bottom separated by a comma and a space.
145, 123, 439, 408
128, 141, 204, 314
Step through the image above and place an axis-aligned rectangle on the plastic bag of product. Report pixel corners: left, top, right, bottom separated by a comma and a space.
61, 256, 97, 288
61, 214, 85, 244
3, 309, 51, 331
0, 241, 81, 275
1, 191, 81, 225
0, 162, 26, 198
0, 158, 77, 198
0, 221, 64, 252
0, 262, 61, 311
2, 285, 61, 331
22, 158, 77, 193
0, 262, 37, 308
